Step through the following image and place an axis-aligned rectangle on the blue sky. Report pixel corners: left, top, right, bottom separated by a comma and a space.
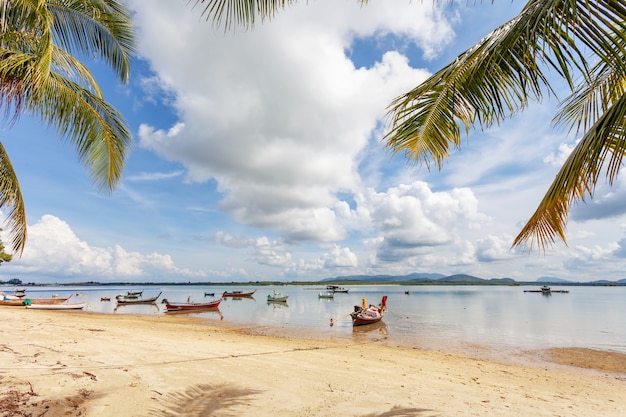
3, 0, 626, 284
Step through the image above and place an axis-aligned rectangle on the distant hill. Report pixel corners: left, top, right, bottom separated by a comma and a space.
322, 272, 445, 283
320, 272, 623, 286
324, 273, 516, 284
436, 274, 484, 283
536, 276, 572, 283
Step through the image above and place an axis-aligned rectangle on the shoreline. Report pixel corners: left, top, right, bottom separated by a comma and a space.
1, 308, 625, 416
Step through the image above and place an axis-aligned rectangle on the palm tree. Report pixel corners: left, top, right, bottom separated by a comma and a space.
192, 0, 626, 251
0, 0, 135, 255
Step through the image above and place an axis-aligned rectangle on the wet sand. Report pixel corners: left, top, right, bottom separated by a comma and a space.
0, 308, 624, 416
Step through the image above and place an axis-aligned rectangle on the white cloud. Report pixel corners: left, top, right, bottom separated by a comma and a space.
132, 0, 440, 247
2, 215, 204, 282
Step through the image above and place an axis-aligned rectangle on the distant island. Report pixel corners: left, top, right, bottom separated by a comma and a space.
2, 272, 625, 287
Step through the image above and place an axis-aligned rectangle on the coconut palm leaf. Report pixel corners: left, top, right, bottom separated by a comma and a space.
0, 143, 26, 255
0, 0, 135, 254
383, 0, 626, 249
26, 71, 131, 191
514, 90, 626, 249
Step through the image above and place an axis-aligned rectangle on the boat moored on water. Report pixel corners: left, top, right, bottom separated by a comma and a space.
524, 285, 569, 294
267, 291, 288, 303
222, 290, 256, 298
116, 292, 162, 304
326, 285, 349, 293
162, 298, 222, 312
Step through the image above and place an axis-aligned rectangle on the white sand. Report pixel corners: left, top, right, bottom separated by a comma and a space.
0, 308, 624, 416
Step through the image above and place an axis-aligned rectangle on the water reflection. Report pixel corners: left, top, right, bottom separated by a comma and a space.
164, 308, 224, 320
352, 321, 388, 343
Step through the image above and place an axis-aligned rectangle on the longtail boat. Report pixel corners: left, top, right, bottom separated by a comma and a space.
1, 294, 72, 306
26, 302, 86, 310
350, 296, 387, 326
116, 292, 162, 304
267, 291, 288, 303
162, 298, 222, 312
222, 290, 256, 298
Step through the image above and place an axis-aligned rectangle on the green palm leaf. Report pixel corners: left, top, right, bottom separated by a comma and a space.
0, 0, 135, 254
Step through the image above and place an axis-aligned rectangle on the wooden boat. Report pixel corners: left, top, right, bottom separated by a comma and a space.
30, 295, 73, 305
162, 298, 222, 312
1, 295, 73, 306
267, 292, 288, 303
222, 290, 256, 298
101, 297, 111, 301
350, 296, 387, 326
26, 302, 86, 310
127, 290, 143, 297
524, 285, 569, 294
318, 292, 334, 299
0, 298, 26, 306
116, 292, 162, 304
326, 285, 349, 293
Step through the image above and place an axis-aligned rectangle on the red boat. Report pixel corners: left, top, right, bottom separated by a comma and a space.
162, 298, 222, 312
350, 296, 387, 326
222, 290, 256, 298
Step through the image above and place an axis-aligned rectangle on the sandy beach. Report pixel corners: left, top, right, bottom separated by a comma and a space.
0, 308, 624, 417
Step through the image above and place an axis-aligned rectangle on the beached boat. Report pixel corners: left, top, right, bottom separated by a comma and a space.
26, 302, 86, 310
116, 292, 162, 304
222, 290, 256, 298
0, 298, 26, 306
267, 292, 288, 303
162, 298, 222, 312
350, 296, 387, 326
318, 292, 334, 299
1, 294, 73, 306
101, 297, 111, 301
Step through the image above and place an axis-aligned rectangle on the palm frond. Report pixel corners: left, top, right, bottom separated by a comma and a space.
513, 91, 626, 250
47, 0, 135, 82
26, 72, 132, 191
0, 142, 26, 255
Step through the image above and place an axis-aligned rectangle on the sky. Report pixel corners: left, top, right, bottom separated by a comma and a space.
2, 0, 626, 284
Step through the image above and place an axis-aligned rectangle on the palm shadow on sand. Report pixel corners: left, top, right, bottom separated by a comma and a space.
148, 383, 261, 416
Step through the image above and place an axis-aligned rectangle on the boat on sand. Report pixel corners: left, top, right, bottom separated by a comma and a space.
350, 296, 387, 326
26, 302, 86, 310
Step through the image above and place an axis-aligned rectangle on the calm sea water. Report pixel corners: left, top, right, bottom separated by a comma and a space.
6, 284, 626, 355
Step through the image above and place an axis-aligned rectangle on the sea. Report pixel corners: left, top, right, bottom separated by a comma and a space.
4, 284, 626, 357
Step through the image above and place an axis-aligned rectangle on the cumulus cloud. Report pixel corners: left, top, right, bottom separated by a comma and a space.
131, 0, 445, 247
356, 182, 486, 263
2, 215, 203, 282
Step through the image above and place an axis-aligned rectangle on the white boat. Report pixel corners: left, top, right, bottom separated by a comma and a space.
26, 302, 86, 310
267, 291, 288, 303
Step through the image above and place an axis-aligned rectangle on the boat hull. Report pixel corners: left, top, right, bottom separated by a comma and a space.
116, 292, 162, 304
267, 297, 288, 302
163, 299, 222, 312
26, 302, 86, 310
222, 290, 256, 297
